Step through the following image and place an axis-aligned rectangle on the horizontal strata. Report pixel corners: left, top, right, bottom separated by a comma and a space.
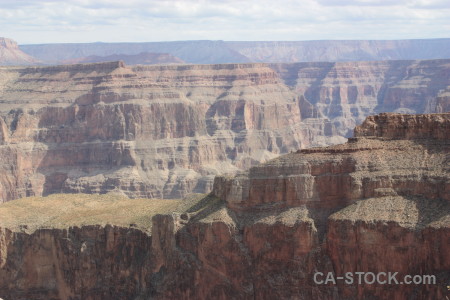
0, 60, 449, 202
0, 113, 448, 299
14, 61, 273, 75
148, 113, 450, 299
213, 113, 450, 211
354, 112, 450, 140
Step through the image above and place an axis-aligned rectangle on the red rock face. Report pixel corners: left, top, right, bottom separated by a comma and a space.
154, 113, 449, 299
327, 220, 449, 300
0, 113, 448, 299
354, 112, 450, 140
0, 226, 154, 300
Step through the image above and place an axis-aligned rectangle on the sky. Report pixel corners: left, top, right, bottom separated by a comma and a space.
1, 0, 449, 44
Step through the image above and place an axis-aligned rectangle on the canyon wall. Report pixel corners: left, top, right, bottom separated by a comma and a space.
153, 113, 450, 299
0, 61, 320, 202
0, 60, 449, 202
272, 59, 450, 136
0, 38, 39, 65
228, 39, 450, 63
19, 38, 450, 64
0, 226, 154, 300
0, 113, 448, 299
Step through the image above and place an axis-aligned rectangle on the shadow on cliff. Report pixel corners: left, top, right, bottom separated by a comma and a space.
374, 60, 413, 114
374, 60, 450, 114
185, 194, 233, 223
407, 195, 450, 229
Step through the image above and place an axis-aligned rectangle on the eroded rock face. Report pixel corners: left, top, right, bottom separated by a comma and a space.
272, 60, 450, 137
0, 61, 449, 202
0, 62, 324, 202
354, 112, 450, 140
154, 113, 449, 299
0, 226, 153, 300
0, 113, 448, 299
0, 37, 39, 66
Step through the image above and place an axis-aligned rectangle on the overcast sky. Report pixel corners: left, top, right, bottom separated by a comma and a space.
1, 0, 449, 44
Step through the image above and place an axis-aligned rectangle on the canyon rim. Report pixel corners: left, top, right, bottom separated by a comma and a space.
0, 36, 449, 300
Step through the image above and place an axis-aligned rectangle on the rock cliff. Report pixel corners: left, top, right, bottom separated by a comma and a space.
0, 38, 39, 66
272, 59, 450, 137
154, 113, 450, 299
0, 60, 449, 202
0, 113, 448, 299
0, 61, 330, 202
0, 193, 182, 299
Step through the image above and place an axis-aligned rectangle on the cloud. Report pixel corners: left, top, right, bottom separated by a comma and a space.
317, 0, 406, 6
0, 0, 448, 44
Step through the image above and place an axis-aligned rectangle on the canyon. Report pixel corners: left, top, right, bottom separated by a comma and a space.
0, 59, 449, 202
0, 112, 448, 299
4, 36, 450, 66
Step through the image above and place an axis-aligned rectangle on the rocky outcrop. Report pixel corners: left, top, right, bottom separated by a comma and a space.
0, 60, 449, 202
0, 37, 39, 65
154, 113, 449, 299
214, 113, 450, 209
354, 112, 450, 140
0, 192, 183, 299
0, 113, 448, 299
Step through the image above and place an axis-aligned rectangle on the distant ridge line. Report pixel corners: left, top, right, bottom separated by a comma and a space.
17, 38, 450, 65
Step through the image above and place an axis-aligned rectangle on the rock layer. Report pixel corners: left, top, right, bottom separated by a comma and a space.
0, 61, 332, 202
0, 113, 448, 299
0, 38, 39, 66
0, 60, 449, 201
272, 59, 450, 136
156, 113, 450, 299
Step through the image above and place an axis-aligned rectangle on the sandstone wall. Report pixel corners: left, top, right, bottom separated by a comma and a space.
0, 62, 320, 201
0, 226, 153, 300
0, 113, 448, 299
0, 61, 449, 202
272, 60, 450, 137
0, 37, 39, 65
